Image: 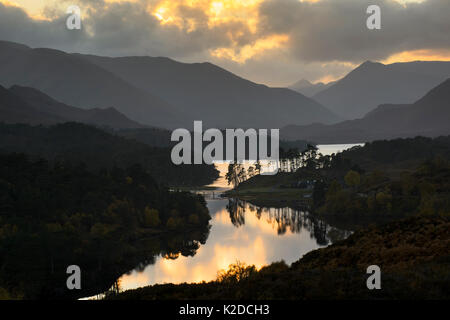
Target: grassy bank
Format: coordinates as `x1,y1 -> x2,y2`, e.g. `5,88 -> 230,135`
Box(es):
225,187 -> 312,207
223,172 -> 315,207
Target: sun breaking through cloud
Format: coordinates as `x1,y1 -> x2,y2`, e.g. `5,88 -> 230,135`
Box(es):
0,0 -> 448,86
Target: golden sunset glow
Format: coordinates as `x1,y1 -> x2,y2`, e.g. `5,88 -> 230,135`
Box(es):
383,49 -> 450,64
146,0 -> 289,61
0,0 -> 46,19
148,0 -> 262,29
0,0 -> 17,7
1,0 -> 449,85
211,34 -> 289,63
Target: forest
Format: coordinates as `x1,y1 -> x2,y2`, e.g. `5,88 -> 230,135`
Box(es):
0,139 -> 213,298
315,157 -> 450,218
0,123 -> 219,187
226,136 -> 450,221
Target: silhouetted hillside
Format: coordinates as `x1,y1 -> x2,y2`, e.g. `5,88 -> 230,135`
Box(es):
0,41 -> 179,128
282,78 -> 450,143
0,84 -> 65,125
77,54 -> 340,128
0,40 -> 340,129
8,85 -> 143,129
314,61 -> 450,119
117,128 -> 173,148
0,122 -> 218,186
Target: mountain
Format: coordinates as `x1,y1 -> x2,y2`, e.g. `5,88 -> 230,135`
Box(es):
0,41 -> 179,128
0,84 -> 143,129
0,40 -> 339,129
8,85 -> 143,129
75,54 -> 340,129
314,60 -> 450,119
289,79 -> 336,97
281,78 -> 450,143
0,84 -> 63,125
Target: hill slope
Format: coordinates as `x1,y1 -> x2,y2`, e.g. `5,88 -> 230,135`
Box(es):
314,61 -> 450,119
77,54 -> 340,129
8,85 -> 143,129
0,41 -> 179,128
0,40 -> 339,129
281,78 -> 450,143
0,84 -> 143,129
0,122 -> 218,186
0,85 -> 64,125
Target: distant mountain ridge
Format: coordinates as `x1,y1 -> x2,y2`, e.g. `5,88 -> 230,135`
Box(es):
281,78 -> 450,143
289,79 -> 336,97
0,40 -> 180,128
0,84 -> 143,129
0,40 -> 339,129
77,54 -> 340,129
314,60 -> 450,119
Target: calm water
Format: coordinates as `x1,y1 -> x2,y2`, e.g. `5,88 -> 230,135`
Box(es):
117,199 -> 350,292
91,144 -> 361,296
317,143 -> 364,156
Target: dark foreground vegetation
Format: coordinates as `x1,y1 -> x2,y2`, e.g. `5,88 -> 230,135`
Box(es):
316,157 -> 450,220
313,137 -> 450,223
109,215 -> 450,300
0,152 -> 211,299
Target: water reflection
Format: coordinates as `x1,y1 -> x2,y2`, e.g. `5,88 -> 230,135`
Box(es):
317,143 -> 364,156
97,144 -> 361,296
115,198 -> 350,292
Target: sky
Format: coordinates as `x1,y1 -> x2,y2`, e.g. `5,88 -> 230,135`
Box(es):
0,0 -> 449,86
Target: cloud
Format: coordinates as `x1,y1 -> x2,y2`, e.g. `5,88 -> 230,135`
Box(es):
0,0 -> 448,86
258,0 -> 450,62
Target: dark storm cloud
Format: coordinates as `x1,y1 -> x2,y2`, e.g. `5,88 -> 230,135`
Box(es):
0,0 -> 247,58
0,3 -> 86,49
258,0 -> 450,62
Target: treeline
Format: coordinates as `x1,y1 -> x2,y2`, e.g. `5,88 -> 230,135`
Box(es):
312,136 -> 450,218
227,136 -> 450,222
315,158 -> 450,217
224,144 -> 317,188
0,122 -> 219,186
338,135 -> 450,173
0,153 -> 211,299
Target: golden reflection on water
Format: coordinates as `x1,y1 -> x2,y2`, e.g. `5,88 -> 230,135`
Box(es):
118,200 -> 330,291
118,145 -> 358,292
